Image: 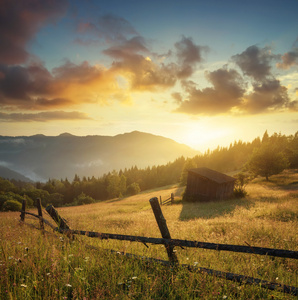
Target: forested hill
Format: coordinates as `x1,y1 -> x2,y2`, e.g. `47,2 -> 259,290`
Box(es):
0,131 -> 198,182
0,131 -> 297,209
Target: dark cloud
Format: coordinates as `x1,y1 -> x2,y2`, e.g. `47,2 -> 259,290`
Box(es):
0,60 -> 120,109
0,62 -> 70,109
175,68 -> 245,115
52,60 -> 105,83
77,14 -> 138,45
242,79 -> 290,113
288,100 -> 298,111
0,0 -> 68,64
104,37 -> 178,90
276,48 -> 298,69
0,111 -> 91,122
103,36 -> 149,59
175,36 -> 209,78
232,45 -> 277,81
103,36 -> 209,91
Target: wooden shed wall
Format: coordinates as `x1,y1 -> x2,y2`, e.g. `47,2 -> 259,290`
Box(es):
186,172 -> 234,202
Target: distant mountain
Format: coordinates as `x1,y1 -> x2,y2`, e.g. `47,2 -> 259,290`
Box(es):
0,131 -> 198,182
0,166 -> 32,182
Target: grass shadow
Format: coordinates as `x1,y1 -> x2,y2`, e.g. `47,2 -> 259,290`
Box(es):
179,197 -> 252,221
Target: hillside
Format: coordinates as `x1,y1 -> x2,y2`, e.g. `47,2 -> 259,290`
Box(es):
0,166 -> 32,182
0,171 -> 297,299
0,131 -> 198,182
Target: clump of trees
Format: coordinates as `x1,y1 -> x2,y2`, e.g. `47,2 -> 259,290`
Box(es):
0,131 -> 297,210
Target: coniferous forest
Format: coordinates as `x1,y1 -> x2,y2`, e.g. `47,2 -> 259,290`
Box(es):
0,131 -> 297,210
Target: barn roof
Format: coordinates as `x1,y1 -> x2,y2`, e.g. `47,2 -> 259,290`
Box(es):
188,167 -> 236,184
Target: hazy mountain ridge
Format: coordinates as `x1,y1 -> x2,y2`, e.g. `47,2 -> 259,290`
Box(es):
0,166 -> 32,182
0,131 -> 198,182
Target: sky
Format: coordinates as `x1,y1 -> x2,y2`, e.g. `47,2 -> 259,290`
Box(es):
0,0 -> 297,152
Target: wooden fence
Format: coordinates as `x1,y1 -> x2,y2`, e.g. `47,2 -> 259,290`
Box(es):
159,193 -> 174,205
19,197 -> 297,296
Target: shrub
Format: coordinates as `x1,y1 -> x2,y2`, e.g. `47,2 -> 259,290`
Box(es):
233,173 -> 248,198
2,200 -> 22,211
126,182 -> 141,196
74,192 -> 95,205
233,186 -> 247,198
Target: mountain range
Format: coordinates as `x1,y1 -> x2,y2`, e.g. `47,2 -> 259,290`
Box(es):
0,131 -> 198,182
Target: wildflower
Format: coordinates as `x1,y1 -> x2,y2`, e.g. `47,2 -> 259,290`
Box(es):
65,284 -> 72,288
131,276 -> 137,280
20,284 -> 27,288
223,296 -> 228,299
193,262 -> 198,266
46,273 -> 51,276
68,254 -> 74,257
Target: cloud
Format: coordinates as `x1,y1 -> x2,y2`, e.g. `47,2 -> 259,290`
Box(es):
241,79 -> 290,114
232,45 -> 277,81
0,0 -> 68,64
103,36 -> 149,58
77,14 -> 138,45
104,37 -> 179,91
0,111 -> 92,122
0,60 -> 131,109
276,48 -> 298,69
103,36 -> 209,91
175,68 -> 245,115
174,36 -> 209,78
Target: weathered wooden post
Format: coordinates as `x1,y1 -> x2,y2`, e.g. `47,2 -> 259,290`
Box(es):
36,198 -> 44,230
160,196 -> 162,205
171,193 -> 174,204
45,204 -> 70,230
20,199 -> 26,222
149,197 -> 178,264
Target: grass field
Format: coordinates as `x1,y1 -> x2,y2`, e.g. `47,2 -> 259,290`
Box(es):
0,170 -> 297,299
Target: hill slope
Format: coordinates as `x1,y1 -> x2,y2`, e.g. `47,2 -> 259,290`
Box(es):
0,166 -> 32,182
0,131 -> 198,181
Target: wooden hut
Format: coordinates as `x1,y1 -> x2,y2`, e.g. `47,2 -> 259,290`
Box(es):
184,167 -> 236,202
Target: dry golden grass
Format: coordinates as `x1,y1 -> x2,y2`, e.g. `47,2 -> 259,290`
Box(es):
0,170 -> 297,299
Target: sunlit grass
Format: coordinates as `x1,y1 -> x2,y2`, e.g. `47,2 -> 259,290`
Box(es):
0,171 -> 297,299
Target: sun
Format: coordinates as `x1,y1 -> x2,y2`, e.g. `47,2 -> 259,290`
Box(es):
181,124 -> 234,151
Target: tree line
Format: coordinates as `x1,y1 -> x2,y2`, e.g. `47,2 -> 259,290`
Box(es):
0,131 -> 297,211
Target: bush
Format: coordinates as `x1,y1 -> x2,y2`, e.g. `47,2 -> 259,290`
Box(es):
233,187 -> 247,198
2,200 -> 22,211
126,182 -> 141,196
74,193 -> 95,205
233,173 -> 248,198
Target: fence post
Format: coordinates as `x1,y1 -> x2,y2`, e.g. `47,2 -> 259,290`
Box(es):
149,197 -> 178,264
45,205 -> 70,230
20,199 -> 26,222
36,198 -> 44,230
171,193 -> 174,204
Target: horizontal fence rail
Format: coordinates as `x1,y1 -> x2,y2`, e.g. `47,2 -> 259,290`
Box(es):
52,228 -> 298,259
18,197 -> 298,296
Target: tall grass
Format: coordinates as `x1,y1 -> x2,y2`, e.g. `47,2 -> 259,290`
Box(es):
0,171 -> 297,299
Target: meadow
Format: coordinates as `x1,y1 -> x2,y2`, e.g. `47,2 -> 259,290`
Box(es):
0,170 -> 297,299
